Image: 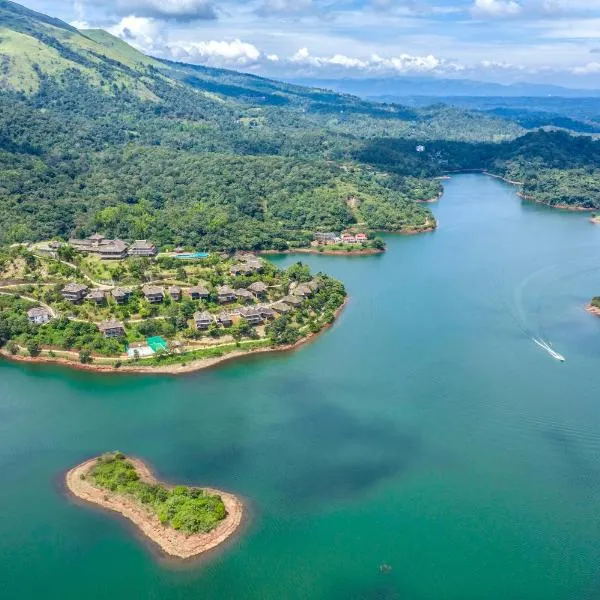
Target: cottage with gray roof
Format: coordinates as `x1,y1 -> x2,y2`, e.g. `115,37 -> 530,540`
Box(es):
98,319 -> 125,338
169,285 -> 182,301
87,289 -> 106,304
217,285 -> 236,303
258,306 -> 276,321
141,285 -> 164,303
193,311 -> 214,330
272,302 -> 291,314
128,240 -> 157,257
248,281 -> 268,296
239,307 -> 263,326
112,287 -> 132,304
291,284 -> 313,298
282,295 -> 303,307
62,283 -> 89,303
190,285 -> 209,300
99,239 -> 128,260
218,312 -> 233,327
234,288 -> 254,303
27,307 -> 52,325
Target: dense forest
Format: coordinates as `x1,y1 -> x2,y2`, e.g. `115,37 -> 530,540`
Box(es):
1,0 -> 600,250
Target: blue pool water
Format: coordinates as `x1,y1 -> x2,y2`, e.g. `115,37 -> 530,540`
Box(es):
175,252 -> 209,259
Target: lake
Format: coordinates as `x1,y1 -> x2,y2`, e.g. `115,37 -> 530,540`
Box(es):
2,174 -> 600,600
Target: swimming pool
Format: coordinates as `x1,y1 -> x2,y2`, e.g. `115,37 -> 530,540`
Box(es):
175,252 -> 209,259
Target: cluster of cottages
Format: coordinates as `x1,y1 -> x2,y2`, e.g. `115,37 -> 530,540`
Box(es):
313,232 -> 369,246
67,234 -> 157,260
26,277 -> 320,345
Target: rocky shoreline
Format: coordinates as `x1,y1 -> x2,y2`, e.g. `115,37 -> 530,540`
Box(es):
65,457 -> 244,560
259,248 -> 384,256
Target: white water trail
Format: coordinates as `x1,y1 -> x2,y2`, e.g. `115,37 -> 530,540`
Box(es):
532,338 -> 566,362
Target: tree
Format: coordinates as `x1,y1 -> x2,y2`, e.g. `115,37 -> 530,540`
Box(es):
27,340 -> 41,357
79,349 -> 93,364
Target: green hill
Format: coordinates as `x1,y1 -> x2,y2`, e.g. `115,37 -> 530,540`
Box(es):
0,0 -> 529,247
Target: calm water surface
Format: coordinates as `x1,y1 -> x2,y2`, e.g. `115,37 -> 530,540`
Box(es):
2,174 -> 600,599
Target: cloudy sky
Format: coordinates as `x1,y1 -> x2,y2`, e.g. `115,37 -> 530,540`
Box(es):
19,0 -> 600,87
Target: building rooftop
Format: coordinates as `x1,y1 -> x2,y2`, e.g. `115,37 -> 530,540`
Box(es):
98,319 -> 124,332
248,281 -> 268,293
217,285 -> 235,294
129,240 -> 156,250
27,307 -> 50,317
62,283 -> 88,293
142,285 -> 164,295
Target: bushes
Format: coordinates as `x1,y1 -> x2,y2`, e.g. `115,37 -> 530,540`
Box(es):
89,453 -> 227,534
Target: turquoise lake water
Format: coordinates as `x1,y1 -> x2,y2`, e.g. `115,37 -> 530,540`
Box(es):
2,174 -> 600,599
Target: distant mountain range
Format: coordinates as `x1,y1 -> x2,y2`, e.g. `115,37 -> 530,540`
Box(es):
290,77 -> 600,99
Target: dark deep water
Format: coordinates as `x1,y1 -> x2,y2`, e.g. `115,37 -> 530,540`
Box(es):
2,174 -> 600,599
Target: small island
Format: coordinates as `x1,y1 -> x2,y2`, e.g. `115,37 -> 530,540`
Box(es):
587,297 -> 600,317
66,452 -> 243,559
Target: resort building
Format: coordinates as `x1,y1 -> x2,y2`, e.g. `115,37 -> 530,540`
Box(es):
291,284 -> 313,298
169,286 -> 182,301
35,241 -> 63,258
98,319 -> 125,338
218,312 -> 233,327
61,283 -> 89,303
248,281 -> 268,297
314,232 -> 338,243
230,263 -> 253,276
341,233 -> 357,244
217,285 -> 236,303
190,285 -> 210,300
258,306 -> 276,321
193,311 -> 214,330
112,287 -> 132,304
128,240 -> 157,257
239,307 -> 263,326
69,234 -> 126,258
272,302 -> 291,314
99,240 -> 128,260
27,307 -> 52,325
355,233 -> 368,243
234,288 -> 254,303
141,285 -> 164,304
87,289 -> 106,304
281,295 -> 303,307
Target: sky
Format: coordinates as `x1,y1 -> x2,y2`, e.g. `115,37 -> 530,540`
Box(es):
18,0 -> 600,87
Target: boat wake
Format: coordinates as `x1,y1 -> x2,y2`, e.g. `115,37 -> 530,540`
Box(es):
532,338 -> 566,362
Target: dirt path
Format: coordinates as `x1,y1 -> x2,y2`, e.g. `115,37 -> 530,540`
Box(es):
0,290 -> 58,317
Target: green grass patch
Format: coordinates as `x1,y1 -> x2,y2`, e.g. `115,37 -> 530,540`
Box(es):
89,452 -> 227,534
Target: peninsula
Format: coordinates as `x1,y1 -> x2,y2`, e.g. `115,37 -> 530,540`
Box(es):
66,452 -> 243,559
0,242 -> 346,374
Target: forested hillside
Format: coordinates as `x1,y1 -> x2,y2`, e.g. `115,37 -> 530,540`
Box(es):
1,0 -> 599,250
356,130 -> 600,210
0,0 -> 521,248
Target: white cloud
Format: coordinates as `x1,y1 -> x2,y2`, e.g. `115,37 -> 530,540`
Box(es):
107,16 -> 164,51
255,0 -> 313,16
472,0 -> 521,17
107,0 -> 218,20
167,39 -> 262,66
572,62 -> 600,74
289,47 -> 461,74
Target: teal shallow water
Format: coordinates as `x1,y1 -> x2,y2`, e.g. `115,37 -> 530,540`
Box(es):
2,174 -> 600,599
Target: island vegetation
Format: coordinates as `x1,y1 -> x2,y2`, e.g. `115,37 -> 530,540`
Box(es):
66,452 -> 243,559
